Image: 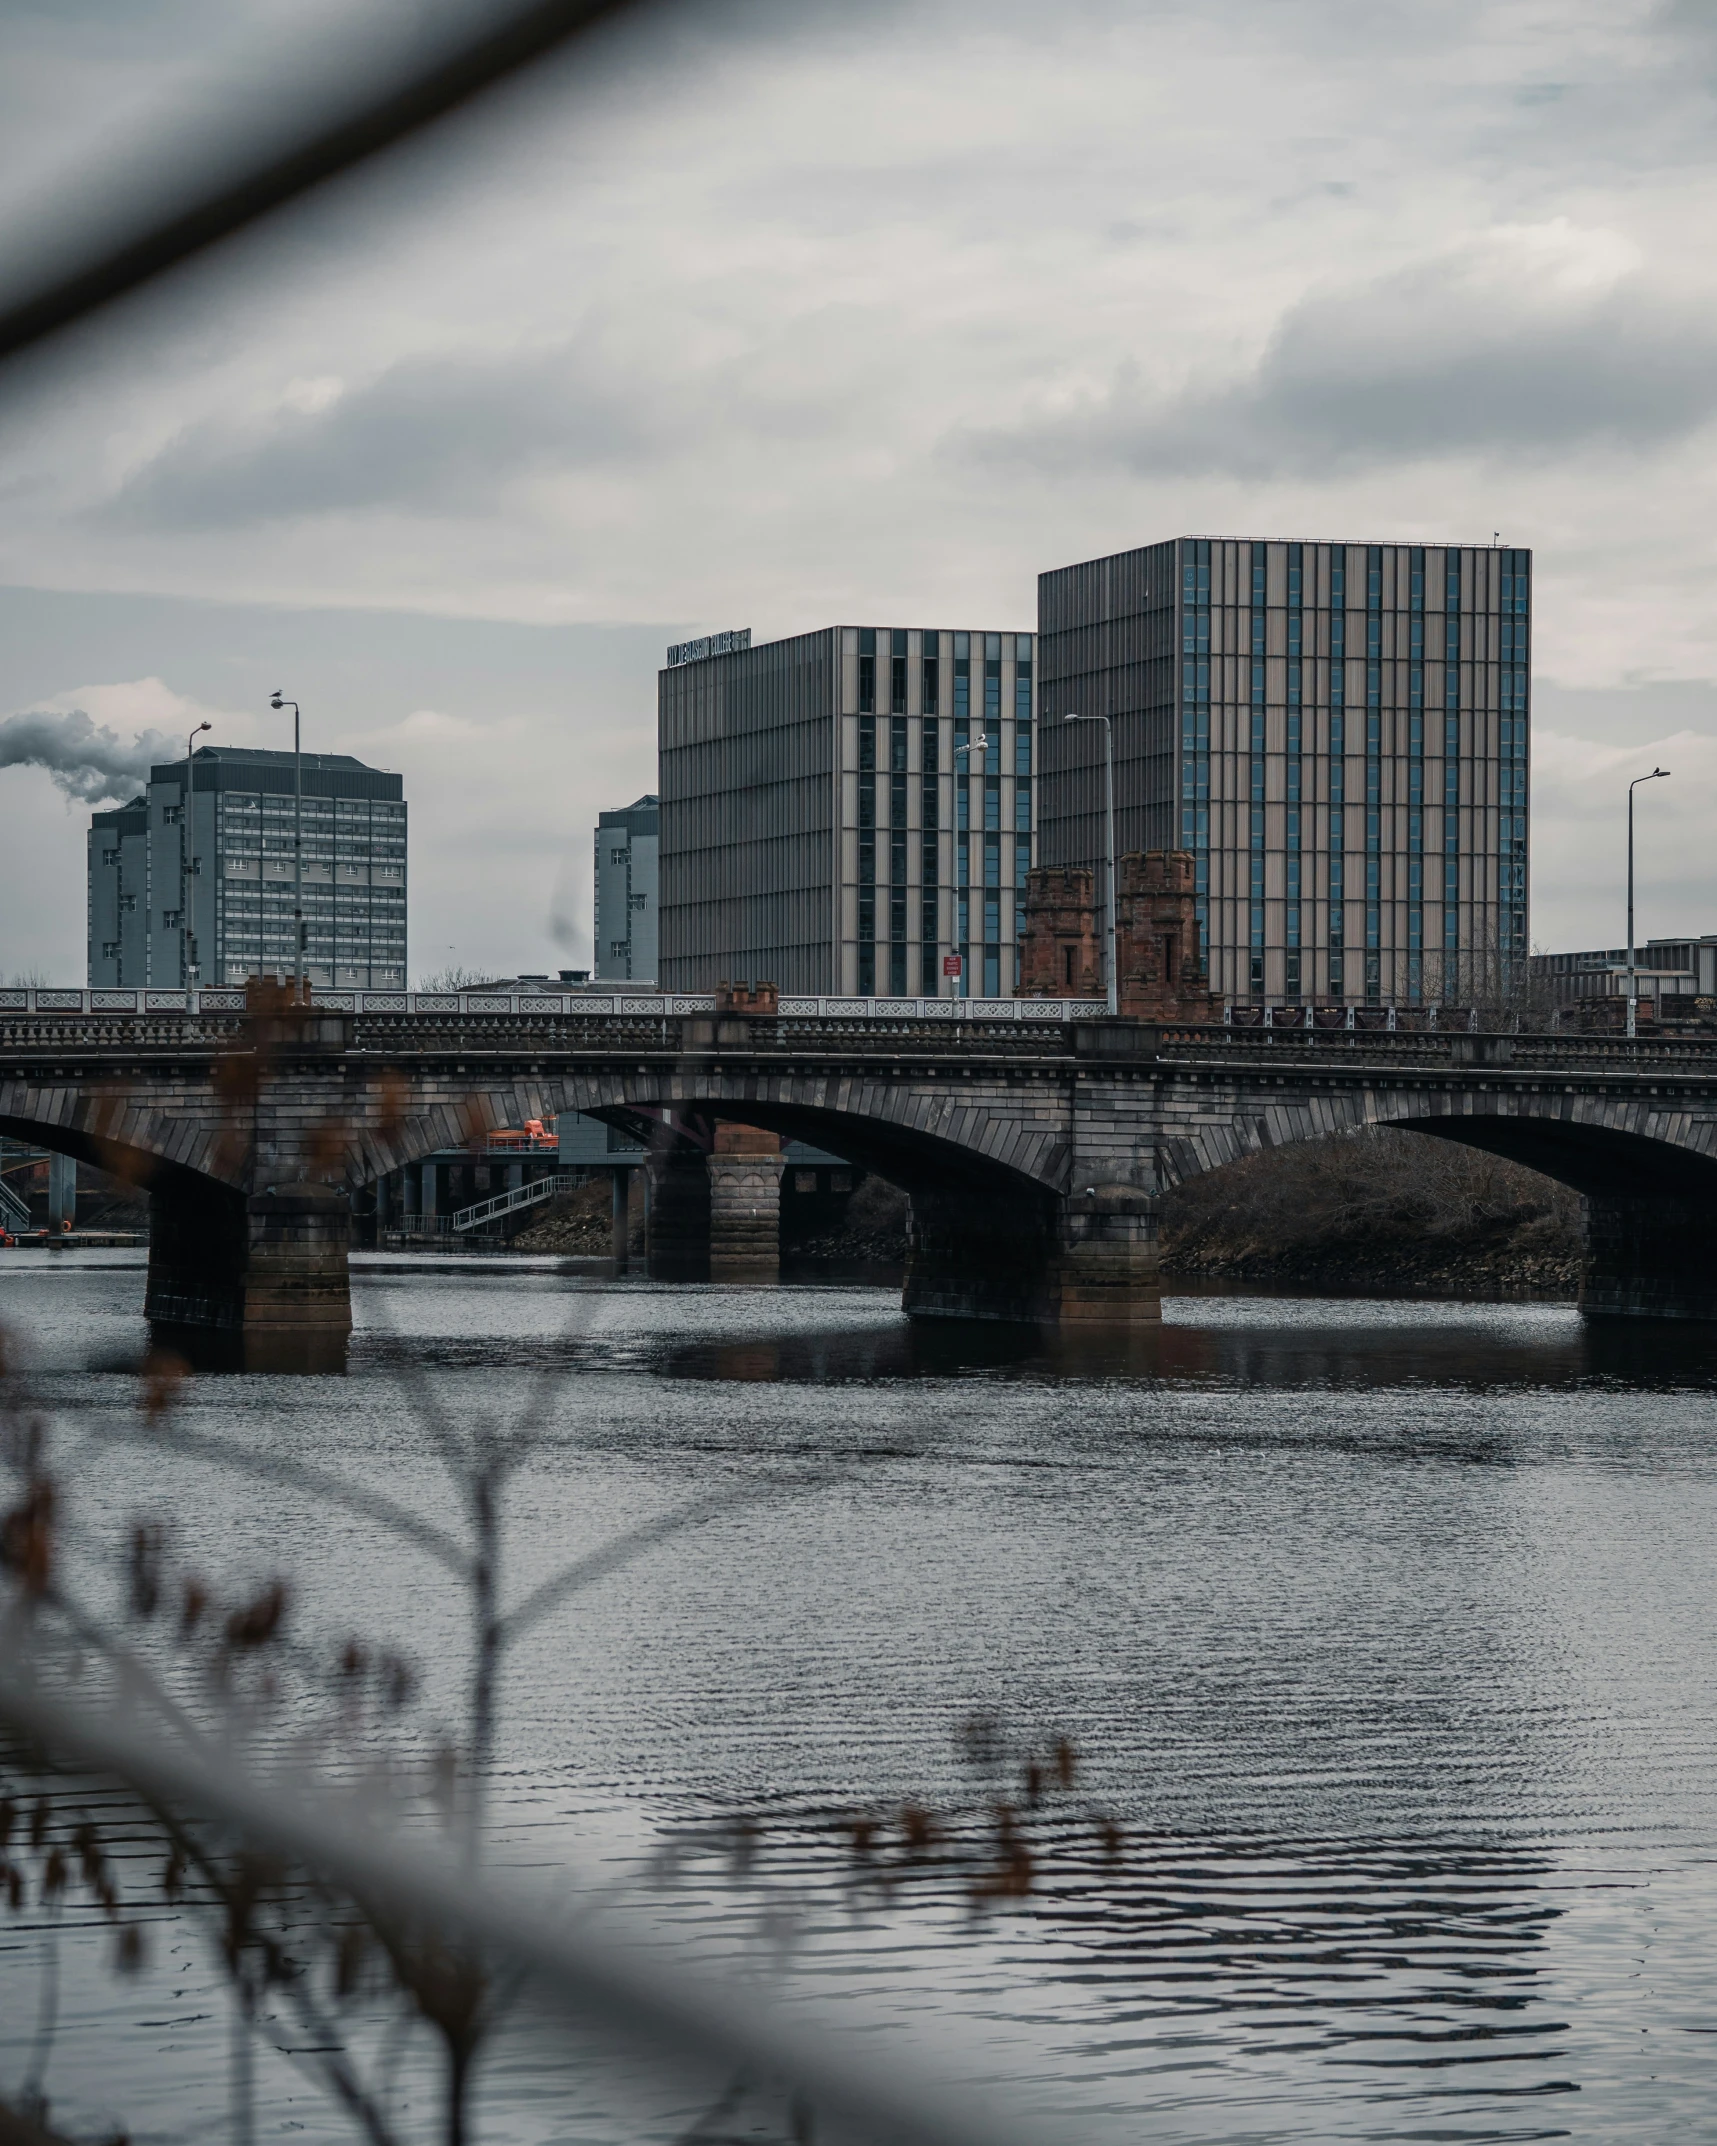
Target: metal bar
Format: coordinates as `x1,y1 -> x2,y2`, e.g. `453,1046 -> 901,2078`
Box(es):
0,0 -> 657,366
450,1170 -> 570,1232
0,1671 -> 1045,2146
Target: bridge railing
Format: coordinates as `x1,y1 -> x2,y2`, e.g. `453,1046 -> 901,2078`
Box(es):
0,986 -> 1110,1022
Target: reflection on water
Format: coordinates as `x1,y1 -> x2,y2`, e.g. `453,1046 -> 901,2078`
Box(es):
5,1250 -> 1717,2142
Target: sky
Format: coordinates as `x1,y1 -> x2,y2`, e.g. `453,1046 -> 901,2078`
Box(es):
1,0 -> 1714,980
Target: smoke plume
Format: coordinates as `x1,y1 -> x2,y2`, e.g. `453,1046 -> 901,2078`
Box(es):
0,708 -> 176,805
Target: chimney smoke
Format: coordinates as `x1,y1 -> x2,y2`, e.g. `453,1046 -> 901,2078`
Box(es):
0,708 -> 177,805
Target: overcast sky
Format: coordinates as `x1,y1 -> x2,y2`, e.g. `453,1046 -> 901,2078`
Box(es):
2,0 -> 1714,980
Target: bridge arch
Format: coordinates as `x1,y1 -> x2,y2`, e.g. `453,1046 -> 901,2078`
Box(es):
1150,1080 -> 1717,1323
359,1066 -> 1069,1207
1151,1084 -> 1717,1202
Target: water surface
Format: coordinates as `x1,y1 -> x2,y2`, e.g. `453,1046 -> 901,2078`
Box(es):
4,1251 -> 1717,2142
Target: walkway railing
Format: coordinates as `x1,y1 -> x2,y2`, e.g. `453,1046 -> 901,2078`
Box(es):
8,986 -> 1717,1074
450,1171 -> 573,1233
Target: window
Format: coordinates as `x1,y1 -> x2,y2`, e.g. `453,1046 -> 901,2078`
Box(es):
891,654 -> 907,715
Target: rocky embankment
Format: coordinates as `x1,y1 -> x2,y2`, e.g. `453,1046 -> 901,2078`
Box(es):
509,1178 -> 616,1253
1158,1126 -> 1581,1295
786,1176 -> 909,1264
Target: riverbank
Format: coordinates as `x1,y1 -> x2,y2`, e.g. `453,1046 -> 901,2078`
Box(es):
1159,1126 -> 1581,1294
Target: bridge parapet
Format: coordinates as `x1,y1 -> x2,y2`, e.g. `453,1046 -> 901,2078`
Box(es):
0,985 -> 1108,1023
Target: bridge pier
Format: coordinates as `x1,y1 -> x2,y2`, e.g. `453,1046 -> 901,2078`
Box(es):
1054,1186 -> 1164,1324
902,1183 -> 1163,1326
1581,1195 -> 1717,1321
146,1178 -> 352,1372
708,1126 -> 785,1281
645,1144 -> 710,1281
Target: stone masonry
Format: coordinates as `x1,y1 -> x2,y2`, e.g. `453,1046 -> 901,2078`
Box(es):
8,1003 -> 1717,1363
1020,850 -> 1217,1022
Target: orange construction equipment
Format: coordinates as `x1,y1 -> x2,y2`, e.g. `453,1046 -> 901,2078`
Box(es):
487,1117 -> 557,1151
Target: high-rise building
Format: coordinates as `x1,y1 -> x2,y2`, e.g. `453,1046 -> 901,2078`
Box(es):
658,625 -> 1037,997
87,744 -> 407,989
1037,537 -> 1530,1006
87,798 -> 150,986
594,794 -> 659,982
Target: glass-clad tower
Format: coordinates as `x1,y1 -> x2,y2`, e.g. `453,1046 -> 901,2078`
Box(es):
1037,537 -> 1529,1006
658,624 -> 1036,996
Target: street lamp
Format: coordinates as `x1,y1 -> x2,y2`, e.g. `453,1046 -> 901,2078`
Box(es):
1064,712 -> 1118,1016
270,692 -> 304,995
181,719 -> 212,991
1627,766 -> 1671,1039
950,732 -> 989,1000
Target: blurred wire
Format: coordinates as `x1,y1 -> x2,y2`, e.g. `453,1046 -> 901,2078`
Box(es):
0,0 -> 660,366
0,1665 -> 1050,2146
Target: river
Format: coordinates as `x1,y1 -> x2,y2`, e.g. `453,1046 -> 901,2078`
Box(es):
4,1248 -> 1717,2143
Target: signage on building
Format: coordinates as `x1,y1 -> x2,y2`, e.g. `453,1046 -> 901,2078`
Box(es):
665,629 -> 752,668
943,953 -> 962,977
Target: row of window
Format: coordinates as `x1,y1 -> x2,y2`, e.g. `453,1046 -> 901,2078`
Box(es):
1178,537 -> 1530,615
858,651 -> 1035,720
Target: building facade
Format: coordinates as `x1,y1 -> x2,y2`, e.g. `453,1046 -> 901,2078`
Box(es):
1037,537 -> 1530,1006
1533,936 -> 1717,1011
87,745 -> 406,989
87,798 -> 150,986
658,625 -> 1037,996
594,794 -> 659,982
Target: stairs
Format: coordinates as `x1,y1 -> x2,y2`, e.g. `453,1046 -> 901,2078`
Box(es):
450,1172 -> 574,1234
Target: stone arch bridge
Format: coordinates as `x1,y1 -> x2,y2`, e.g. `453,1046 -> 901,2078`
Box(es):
4,989 -> 1717,1367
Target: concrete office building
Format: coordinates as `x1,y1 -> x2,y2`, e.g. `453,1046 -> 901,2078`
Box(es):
87,797 -> 151,986
1037,537 -> 1530,1006
88,745 -> 407,989
1533,936 -> 1717,1012
594,794 -> 659,982
658,625 -> 1037,997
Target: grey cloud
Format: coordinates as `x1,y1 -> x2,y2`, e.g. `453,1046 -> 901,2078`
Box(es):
112,346 -> 667,528
0,708 -> 173,803
958,249 -> 1717,481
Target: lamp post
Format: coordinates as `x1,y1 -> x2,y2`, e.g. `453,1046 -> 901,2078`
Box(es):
1064,712 -> 1118,1016
1626,766 -> 1671,1039
271,692 -> 304,995
181,719 -> 212,991
950,732 -> 989,1000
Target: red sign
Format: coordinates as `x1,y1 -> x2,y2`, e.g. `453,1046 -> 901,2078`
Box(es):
943,954 -> 963,977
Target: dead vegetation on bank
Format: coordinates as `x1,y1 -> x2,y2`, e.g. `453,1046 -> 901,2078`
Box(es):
1160,1126 -> 1581,1292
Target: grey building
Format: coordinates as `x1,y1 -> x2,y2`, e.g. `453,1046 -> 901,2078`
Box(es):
1533,936 -> 1717,1010
1038,537 -> 1530,1006
87,798 -> 150,986
658,625 -> 1037,998
594,794 -> 659,982
87,744 -> 406,989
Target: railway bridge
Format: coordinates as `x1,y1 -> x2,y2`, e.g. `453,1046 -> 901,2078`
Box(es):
4,982 -> 1717,1368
